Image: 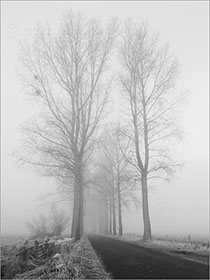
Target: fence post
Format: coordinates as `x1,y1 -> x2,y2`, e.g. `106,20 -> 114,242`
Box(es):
34,240 -> 39,258
45,239 -> 49,257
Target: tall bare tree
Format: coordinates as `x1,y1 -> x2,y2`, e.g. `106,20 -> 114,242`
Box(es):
18,10 -> 118,241
120,21 -> 185,240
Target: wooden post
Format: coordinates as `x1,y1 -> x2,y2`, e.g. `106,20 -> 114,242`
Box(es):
45,239 -> 49,257
34,240 -> 39,258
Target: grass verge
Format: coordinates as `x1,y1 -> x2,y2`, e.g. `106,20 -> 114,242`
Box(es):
12,236 -> 110,279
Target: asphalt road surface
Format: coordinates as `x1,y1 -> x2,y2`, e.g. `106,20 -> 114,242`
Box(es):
88,234 -> 209,279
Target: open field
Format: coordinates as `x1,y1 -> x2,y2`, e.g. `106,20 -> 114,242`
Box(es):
1,235 -> 27,246
119,233 -> 209,265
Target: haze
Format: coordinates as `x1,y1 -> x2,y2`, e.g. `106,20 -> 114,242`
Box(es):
1,1 -> 209,240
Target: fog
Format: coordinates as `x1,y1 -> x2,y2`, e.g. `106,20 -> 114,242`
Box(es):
1,1 -> 209,240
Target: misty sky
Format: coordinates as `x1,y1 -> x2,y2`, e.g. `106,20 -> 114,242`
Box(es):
1,1 -> 209,238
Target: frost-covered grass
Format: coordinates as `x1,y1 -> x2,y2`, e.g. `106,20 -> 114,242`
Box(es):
13,236 -> 110,279
54,236 -> 110,279
121,233 -> 209,255
150,238 -> 209,255
120,233 -> 141,241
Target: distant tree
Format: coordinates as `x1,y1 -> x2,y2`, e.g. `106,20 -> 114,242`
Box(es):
120,21 -> 185,241
25,214 -> 49,239
93,166 -> 110,234
49,205 -> 68,236
26,207 -> 68,238
102,126 -> 138,236
18,9 -> 118,241
92,126 -> 138,236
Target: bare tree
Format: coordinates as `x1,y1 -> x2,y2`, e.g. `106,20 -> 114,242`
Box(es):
25,206 -> 68,238
49,205 -> 69,236
95,126 -> 138,236
93,166 -> 110,234
90,155 -> 116,235
25,214 -> 49,239
18,10 -> 118,241
120,21 -> 185,241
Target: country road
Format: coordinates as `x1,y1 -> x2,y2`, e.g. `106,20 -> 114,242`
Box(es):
88,234 -> 209,279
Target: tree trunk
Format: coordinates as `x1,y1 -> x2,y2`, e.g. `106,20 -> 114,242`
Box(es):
112,188 -> 117,235
79,181 -> 84,238
141,174 -> 152,241
99,207 -> 103,233
71,155 -> 83,241
71,182 -> 80,239
117,181 -> 123,236
71,193 -> 76,238
109,194 -> 112,235
104,200 -> 109,234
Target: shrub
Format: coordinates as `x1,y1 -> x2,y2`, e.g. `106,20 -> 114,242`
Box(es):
25,206 -> 69,239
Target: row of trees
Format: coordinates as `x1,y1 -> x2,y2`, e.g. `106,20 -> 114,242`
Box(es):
18,10 -> 184,241
92,127 -> 138,236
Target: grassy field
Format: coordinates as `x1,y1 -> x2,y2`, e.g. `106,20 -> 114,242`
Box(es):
120,233 -> 209,265
1,235 -> 27,246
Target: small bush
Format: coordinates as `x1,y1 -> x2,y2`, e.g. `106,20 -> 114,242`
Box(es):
25,206 -> 69,239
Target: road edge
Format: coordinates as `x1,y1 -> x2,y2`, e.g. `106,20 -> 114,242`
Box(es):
86,235 -> 112,279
